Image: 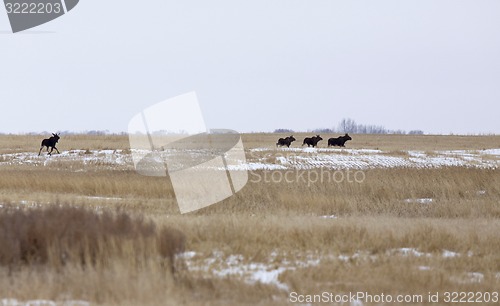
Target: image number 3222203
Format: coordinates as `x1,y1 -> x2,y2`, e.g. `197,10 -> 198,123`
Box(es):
3,0 -> 79,33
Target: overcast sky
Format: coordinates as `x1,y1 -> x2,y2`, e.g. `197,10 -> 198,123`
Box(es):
1,0 -> 499,135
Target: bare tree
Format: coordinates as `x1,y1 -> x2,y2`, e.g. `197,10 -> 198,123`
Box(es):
337,118 -> 418,134
339,118 -> 358,133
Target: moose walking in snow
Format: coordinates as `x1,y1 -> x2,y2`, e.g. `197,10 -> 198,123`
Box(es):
276,135 -> 296,148
302,135 -> 323,147
38,133 -> 61,156
327,134 -> 352,147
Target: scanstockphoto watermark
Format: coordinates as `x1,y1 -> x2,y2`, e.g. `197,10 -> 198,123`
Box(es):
250,168 -> 366,186
289,291 -> 425,304
289,291 -> 500,304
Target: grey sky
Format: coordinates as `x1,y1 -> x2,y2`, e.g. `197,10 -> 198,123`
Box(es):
1,0 -> 499,135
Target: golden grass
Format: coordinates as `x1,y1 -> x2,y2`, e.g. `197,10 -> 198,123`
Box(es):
2,133 -> 500,153
0,134 -> 499,305
243,133 -> 500,151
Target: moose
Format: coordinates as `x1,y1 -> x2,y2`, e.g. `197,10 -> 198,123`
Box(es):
302,135 -> 323,147
276,135 -> 296,148
328,133 -> 352,147
38,133 -> 61,156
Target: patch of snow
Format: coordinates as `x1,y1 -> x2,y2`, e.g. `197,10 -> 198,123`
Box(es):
0,300 -> 89,306
275,147 -> 382,155
338,251 -> 377,263
343,149 -> 382,155
0,299 -> 18,306
390,248 -> 431,257
248,267 -> 289,291
338,255 -> 351,262
442,250 -> 460,258
226,163 -> 287,171
17,200 -> 40,208
98,150 -> 116,155
184,250 -> 321,291
320,215 -> 337,219
249,148 -> 271,152
0,150 -> 133,169
407,151 -> 426,158
62,301 -> 90,306
467,272 -> 484,283
177,251 -> 197,260
451,272 -> 485,284
418,266 -> 431,271
482,149 -> 500,156
302,147 -> 318,153
275,156 -> 287,164
210,258 -> 290,291
404,198 -> 433,204
79,196 -> 123,201
340,248 -> 466,263
295,254 -> 321,268
350,300 -> 364,306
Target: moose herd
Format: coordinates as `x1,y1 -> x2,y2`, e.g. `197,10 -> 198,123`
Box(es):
276,134 -> 352,148
36,132 -> 351,157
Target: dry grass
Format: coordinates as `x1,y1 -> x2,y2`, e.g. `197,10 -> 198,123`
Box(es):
0,206 -> 187,305
0,206 -> 184,268
3,133 -> 500,154
0,134 -> 131,154
243,133 -> 500,151
0,134 -> 499,305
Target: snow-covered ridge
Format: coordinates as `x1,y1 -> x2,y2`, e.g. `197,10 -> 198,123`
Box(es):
1,148 -> 499,170
249,148 -> 500,170
0,150 -> 132,170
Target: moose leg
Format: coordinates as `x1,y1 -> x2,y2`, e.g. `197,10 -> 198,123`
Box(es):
53,146 -> 60,154
38,146 -> 44,156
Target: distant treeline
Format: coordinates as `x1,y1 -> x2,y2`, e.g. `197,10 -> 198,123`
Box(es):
0,130 -> 128,136
274,118 -> 425,135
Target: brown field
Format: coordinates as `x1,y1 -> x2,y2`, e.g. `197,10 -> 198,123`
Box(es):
0,134 -> 500,305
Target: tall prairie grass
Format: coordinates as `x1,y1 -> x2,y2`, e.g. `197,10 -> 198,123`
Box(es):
0,134 -> 499,305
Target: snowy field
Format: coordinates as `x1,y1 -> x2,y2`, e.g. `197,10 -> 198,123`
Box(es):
249,147 -> 500,170
1,144 -> 500,305
178,247 -> 500,293
0,150 -> 129,169
1,148 -> 499,171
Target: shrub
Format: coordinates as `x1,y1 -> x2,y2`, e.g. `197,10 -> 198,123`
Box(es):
0,205 -> 185,272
